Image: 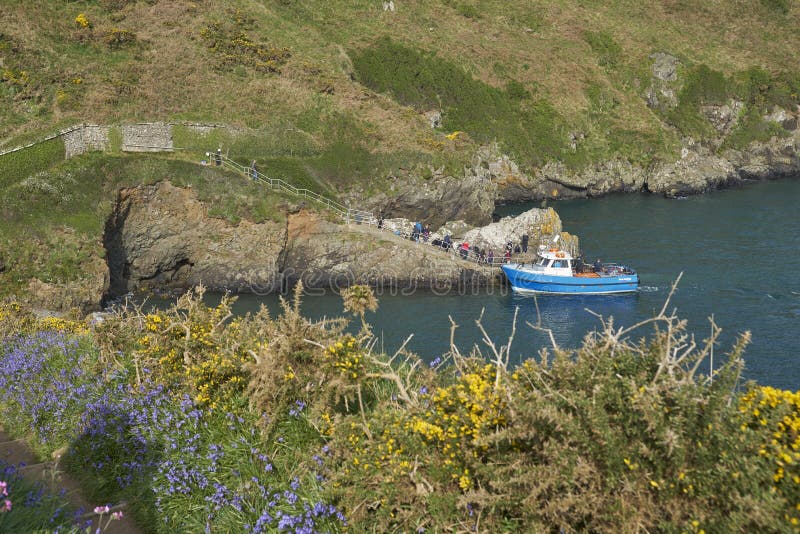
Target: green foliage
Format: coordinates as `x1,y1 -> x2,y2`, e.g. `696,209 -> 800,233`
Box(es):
3,284 -> 800,531
681,64 -> 730,107
722,107 -> 788,149
199,9 -> 291,74
662,62 -> 798,142
455,2 -> 481,18
665,64 -> 730,138
505,79 -> 530,100
0,137 -> 65,188
733,66 -> 800,111
583,30 -> 622,67
351,37 -> 566,166
761,0 -> 790,15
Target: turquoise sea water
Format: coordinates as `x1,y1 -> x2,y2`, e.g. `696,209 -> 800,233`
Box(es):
207,179 -> 800,390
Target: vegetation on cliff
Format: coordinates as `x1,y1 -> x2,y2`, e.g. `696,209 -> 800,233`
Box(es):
1,286 -> 799,532
3,0 -> 800,178
0,153 -> 294,302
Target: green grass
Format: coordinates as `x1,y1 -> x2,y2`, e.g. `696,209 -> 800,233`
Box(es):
351,36 -> 567,168
0,137 -> 65,188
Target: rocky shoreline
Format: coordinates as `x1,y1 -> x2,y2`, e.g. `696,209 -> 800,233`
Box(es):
366,131 -> 800,225
77,181 -> 574,310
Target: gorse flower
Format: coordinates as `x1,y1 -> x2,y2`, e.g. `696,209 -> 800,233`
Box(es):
74,13 -> 90,28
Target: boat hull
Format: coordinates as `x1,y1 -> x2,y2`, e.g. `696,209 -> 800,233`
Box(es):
501,264 -> 639,294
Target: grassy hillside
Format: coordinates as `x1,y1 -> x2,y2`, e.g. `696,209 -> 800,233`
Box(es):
2,0 -> 800,177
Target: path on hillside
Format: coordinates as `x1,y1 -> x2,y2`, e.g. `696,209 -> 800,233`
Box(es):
0,427 -> 141,533
217,153 -> 525,269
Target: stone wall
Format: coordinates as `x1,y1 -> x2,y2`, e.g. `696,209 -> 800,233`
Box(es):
62,124 -> 110,158
121,122 -> 173,152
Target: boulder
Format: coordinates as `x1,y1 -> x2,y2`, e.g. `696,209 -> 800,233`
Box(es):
650,52 -> 679,81
702,100 -> 744,135
462,207 -> 579,256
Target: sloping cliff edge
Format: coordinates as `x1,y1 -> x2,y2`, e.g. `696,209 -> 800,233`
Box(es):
80,182 -> 574,310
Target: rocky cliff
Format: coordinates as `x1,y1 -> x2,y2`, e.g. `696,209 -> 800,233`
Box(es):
481,131 -> 800,202
101,182 -> 543,300
104,182 -> 287,295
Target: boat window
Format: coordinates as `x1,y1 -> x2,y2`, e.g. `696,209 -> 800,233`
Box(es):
536,257 -> 547,266
553,260 -> 563,268
543,259 -> 552,267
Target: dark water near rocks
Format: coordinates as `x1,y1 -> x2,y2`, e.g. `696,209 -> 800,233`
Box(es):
211,179 -> 800,390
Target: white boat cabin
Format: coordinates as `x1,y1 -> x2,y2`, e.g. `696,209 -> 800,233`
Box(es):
530,248 -> 575,276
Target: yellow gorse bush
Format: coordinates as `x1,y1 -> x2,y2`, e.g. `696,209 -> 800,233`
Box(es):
37,316 -> 88,335
409,363 -> 508,489
326,335 -> 364,381
137,302 -> 251,411
75,13 -> 91,28
739,386 -> 800,527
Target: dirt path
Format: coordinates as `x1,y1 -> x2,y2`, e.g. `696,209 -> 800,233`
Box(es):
0,427 -> 142,533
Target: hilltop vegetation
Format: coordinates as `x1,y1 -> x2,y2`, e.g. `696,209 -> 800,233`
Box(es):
2,0 -> 800,178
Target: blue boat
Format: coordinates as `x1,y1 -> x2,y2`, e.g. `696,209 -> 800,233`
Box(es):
501,245 -> 638,295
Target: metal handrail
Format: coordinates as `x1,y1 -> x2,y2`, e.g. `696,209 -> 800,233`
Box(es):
209,151 -> 508,270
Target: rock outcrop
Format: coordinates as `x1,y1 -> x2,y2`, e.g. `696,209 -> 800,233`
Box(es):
462,207 -> 579,256
282,211 -> 495,290
27,253 -> 109,313
104,182 -> 286,296
490,129 -> 800,202
366,172 -> 496,227
647,147 -> 739,196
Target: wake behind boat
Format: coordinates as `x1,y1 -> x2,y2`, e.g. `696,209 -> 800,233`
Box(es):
501,245 -> 638,295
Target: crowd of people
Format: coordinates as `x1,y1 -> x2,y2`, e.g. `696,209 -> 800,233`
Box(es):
392,219 -> 532,266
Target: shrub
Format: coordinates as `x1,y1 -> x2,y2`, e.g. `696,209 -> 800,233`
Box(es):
74,13 -> 91,29
134,288 -> 251,410
723,107 -> 787,149
103,28 -> 137,49
199,13 -> 291,74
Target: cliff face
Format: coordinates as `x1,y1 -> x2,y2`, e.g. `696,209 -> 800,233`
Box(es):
487,130 -> 800,202
362,173 -> 497,227
104,182 -> 287,296
101,182 -> 542,299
